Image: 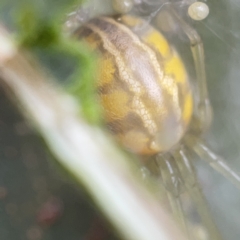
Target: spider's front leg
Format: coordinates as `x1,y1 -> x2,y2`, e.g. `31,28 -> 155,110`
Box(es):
155,154 -> 190,238
155,149 -> 223,240
185,135 -> 240,189
170,7 -> 212,134
173,146 -> 223,240
64,3 -> 96,33
171,5 -> 240,189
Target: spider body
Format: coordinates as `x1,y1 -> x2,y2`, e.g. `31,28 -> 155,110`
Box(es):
70,3 -> 240,239
75,15 -> 193,154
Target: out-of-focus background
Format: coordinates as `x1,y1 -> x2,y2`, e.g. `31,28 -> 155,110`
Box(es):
0,0 -> 240,239
194,0 -> 240,239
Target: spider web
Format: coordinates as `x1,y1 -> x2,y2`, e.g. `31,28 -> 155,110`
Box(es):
188,1 -> 240,240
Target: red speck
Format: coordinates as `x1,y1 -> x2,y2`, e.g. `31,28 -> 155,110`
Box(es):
37,197 -> 63,226
84,216 -> 110,240
0,186 -> 7,200
26,226 -> 43,240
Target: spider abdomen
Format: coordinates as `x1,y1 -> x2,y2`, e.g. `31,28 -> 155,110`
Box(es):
75,15 -> 193,154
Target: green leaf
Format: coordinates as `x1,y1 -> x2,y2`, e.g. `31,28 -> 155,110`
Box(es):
1,0 -> 102,124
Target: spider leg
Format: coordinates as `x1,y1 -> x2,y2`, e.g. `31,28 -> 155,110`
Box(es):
185,135 -> 240,190
173,146 -> 223,240
167,4 -> 240,214
155,154 -> 191,239
169,6 -> 212,133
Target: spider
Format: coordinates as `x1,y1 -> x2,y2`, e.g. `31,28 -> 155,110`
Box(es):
66,0 -> 240,239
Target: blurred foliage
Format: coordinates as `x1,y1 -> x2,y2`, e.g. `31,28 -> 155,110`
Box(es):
0,0 -> 102,124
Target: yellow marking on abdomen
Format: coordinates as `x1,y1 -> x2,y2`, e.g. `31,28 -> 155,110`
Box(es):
164,53 -> 188,84
98,55 -> 116,86
142,30 -> 171,58
182,93 -> 193,124
118,131 -> 153,155
101,90 -> 130,121
120,15 -> 144,28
